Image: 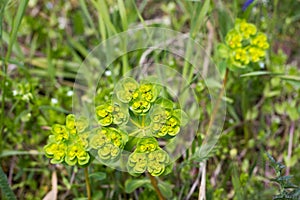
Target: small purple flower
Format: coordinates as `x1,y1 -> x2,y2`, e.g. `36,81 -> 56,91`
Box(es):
242,0 -> 255,11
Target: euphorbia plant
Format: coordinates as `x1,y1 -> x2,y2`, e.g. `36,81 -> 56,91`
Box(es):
44,114 -> 90,166
44,77 -> 188,199
218,19 -> 269,70
194,19 -> 270,198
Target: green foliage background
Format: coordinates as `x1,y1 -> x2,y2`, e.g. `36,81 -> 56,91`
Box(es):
0,0 -> 300,199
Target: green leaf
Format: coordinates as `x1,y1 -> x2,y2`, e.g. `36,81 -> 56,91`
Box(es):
0,150 -> 41,158
240,71 -> 283,77
91,0 -> 117,34
173,109 -> 189,126
287,104 -> 299,121
118,0 -> 128,30
158,181 -> 173,198
125,178 -> 151,193
0,166 -> 17,200
190,0 -> 210,38
279,75 -> 300,89
279,75 -> 300,82
89,172 -> 107,181
5,0 -> 29,62
217,44 -> 229,59
231,165 -> 245,199
155,98 -> 174,109
78,0 -> 97,35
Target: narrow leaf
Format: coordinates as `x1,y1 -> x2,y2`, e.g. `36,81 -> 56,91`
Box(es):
125,179 -> 151,193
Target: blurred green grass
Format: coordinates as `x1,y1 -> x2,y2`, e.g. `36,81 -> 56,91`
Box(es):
0,0 -> 300,199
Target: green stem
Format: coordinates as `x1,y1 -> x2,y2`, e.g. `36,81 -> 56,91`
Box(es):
197,68 -> 229,199
206,68 -> 229,135
0,0 -> 28,155
141,115 -> 145,127
0,0 -> 8,155
84,167 -> 91,200
128,129 -> 142,137
241,82 -> 249,141
129,118 -> 142,128
147,173 -> 165,200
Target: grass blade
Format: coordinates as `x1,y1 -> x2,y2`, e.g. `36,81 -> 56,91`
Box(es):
118,0 -> 128,30
240,71 -> 283,77
91,0 -> 117,35
190,0 -> 210,38
5,0 -> 29,62
78,0 -> 99,39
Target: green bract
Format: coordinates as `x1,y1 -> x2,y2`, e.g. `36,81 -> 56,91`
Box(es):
149,101 -> 188,138
135,137 -> 158,153
218,19 -> 269,70
44,114 -> 90,166
90,127 -> 128,161
116,78 -> 159,114
96,103 -> 128,126
65,144 -> 90,166
116,77 -> 139,103
127,138 -> 171,176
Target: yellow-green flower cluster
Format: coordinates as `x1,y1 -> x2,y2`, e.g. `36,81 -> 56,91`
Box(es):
219,19 -> 269,69
127,137 -> 170,176
45,78 -> 187,177
116,78 -> 158,114
44,114 -> 90,166
150,106 -> 182,137
90,127 -> 128,161
96,103 -> 128,126
116,78 -> 139,103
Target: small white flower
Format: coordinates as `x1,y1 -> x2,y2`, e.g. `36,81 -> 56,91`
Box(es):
105,70 -> 112,76
67,90 -> 73,96
51,98 -> 58,104
22,93 -> 33,102
259,62 -> 265,69
58,17 -> 67,29
12,90 -> 18,96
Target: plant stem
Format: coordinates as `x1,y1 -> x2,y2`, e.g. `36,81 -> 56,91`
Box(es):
141,115 -> 145,127
198,68 -> 229,200
129,118 -> 142,128
286,121 -> 295,175
198,162 -> 206,200
84,167 -> 91,200
0,1 -> 7,155
206,68 -> 229,135
147,173 -> 165,200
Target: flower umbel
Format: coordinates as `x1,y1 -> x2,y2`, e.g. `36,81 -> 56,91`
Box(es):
218,19 -> 269,69
45,78 -> 187,176
96,103 -> 128,126
44,114 -> 90,166
93,78 -> 187,176
89,127 -> 128,161
127,138 -> 171,176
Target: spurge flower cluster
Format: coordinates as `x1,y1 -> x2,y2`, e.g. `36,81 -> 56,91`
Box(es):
44,77 -> 188,177
218,19 -> 269,69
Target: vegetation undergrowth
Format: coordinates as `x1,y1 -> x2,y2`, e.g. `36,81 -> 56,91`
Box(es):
0,0 -> 300,199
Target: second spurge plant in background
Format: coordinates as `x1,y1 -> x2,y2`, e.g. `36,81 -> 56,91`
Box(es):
218,19 -> 269,70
